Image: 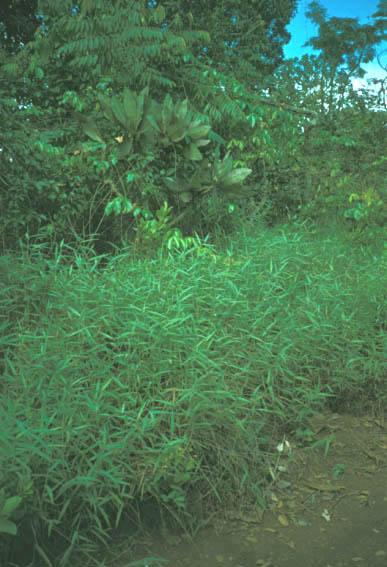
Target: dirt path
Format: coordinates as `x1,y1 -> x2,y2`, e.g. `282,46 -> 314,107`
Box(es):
111,413 -> 387,567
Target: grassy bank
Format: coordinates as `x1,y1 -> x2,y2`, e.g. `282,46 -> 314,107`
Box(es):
0,222 -> 385,566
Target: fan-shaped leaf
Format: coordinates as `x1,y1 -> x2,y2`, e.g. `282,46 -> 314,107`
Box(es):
123,88 -> 139,131
97,94 -> 115,123
111,98 -> 128,129
221,168 -> 252,187
117,140 -> 133,159
184,144 -> 203,161
176,99 -> 189,121
82,120 -> 104,143
187,123 -> 211,140
195,139 -> 210,147
167,121 -> 187,143
162,95 -> 174,132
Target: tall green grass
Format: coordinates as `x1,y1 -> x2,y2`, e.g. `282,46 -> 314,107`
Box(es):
0,224 -> 385,565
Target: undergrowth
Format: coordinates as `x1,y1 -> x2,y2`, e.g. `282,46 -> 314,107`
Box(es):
0,223 -> 385,565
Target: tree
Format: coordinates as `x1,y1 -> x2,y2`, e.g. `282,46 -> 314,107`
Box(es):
162,0 -> 297,88
1,0 -> 257,249
18,0 -> 206,104
0,0 -> 38,52
305,0 -> 386,114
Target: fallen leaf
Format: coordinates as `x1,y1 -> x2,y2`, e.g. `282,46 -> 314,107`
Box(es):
322,509 -> 331,522
306,480 -> 345,492
278,514 -> 289,527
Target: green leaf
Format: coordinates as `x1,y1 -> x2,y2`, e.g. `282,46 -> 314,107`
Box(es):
104,201 -> 114,216
153,4 -> 166,24
180,191 -> 192,203
176,99 -> 189,121
0,489 -> 6,509
146,113 -> 161,133
190,160 -> 212,184
121,199 -> 133,213
113,198 -> 122,215
187,123 -> 211,140
126,172 -> 136,183
111,98 -> 128,129
136,89 -> 148,127
220,168 -> 252,187
35,67 -> 44,80
195,139 -> 211,147
0,517 -> 17,536
2,496 -> 22,516
97,94 -> 115,123
184,144 -> 203,161
208,130 -> 226,145
163,177 -> 184,192
161,95 -> 174,132
82,120 -> 104,143
167,121 -> 187,143
117,140 -> 133,159
214,152 -> 233,179
123,88 -> 139,131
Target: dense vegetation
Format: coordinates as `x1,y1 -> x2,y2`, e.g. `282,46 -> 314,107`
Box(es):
0,1 -> 386,565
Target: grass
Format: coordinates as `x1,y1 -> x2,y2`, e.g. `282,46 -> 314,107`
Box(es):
0,221 -> 385,566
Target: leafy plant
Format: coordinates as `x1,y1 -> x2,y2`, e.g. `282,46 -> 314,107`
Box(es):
332,463 -> 346,479
1,221 -> 385,564
163,151 -> 252,203
0,490 -> 22,536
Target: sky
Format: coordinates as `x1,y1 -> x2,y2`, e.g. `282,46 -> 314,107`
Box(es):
284,0 -> 386,84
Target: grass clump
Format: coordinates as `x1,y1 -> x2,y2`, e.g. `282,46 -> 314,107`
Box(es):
0,224 -> 385,565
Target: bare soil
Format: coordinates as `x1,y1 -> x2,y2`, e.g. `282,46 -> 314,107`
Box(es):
109,412 -> 387,567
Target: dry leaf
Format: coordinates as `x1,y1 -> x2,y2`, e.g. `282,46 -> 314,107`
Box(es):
278,514 -> 289,526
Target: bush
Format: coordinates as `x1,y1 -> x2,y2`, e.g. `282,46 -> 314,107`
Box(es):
1,225 -> 385,564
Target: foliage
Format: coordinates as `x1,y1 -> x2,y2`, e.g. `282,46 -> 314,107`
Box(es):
0,1 -> 260,251
1,224 -> 385,563
1,0 -> 386,251
0,64 -> 250,251
0,90 -> 100,247
0,0 -> 38,52
0,490 -> 22,536
166,0 -> 297,84
78,84 -> 252,248
268,1 -> 386,230
33,0 -> 209,94
305,0 -> 385,113
1,3 -> 386,564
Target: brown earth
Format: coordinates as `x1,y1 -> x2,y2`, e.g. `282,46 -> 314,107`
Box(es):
108,412 -> 387,567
